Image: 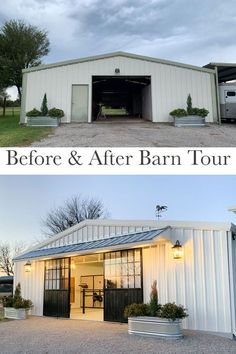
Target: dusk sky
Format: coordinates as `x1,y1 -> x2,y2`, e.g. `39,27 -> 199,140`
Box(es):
1,175 -> 236,247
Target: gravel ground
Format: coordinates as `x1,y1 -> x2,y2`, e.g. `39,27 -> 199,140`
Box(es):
0,317 -> 236,354
31,121 -> 236,147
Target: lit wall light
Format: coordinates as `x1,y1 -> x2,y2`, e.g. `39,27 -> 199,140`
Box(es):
172,240 -> 183,259
24,260 -> 32,272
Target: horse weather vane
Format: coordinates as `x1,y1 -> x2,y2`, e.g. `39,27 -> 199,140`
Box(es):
155,205 -> 168,220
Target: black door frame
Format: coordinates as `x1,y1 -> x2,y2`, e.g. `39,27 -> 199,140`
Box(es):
103,248 -> 143,322
43,257 -> 71,318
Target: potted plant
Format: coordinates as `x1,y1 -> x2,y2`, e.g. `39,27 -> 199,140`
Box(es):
26,93 -> 64,127
170,94 -> 209,127
2,283 -> 33,320
124,281 -> 188,339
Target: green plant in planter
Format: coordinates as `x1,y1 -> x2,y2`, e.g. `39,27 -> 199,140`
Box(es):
41,93 -> 48,116
159,302 -> 188,321
124,303 -> 149,318
26,108 -> 42,117
48,107 -> 64,118
191,107 -> 209,117
169,109 -> 187,118
149,280 -> 161,316
2,283 -> 33,309
186,94 -> 193,114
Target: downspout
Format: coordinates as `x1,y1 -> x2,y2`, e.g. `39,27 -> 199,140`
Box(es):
215,67 -> 221,125
227,230 -> 236,338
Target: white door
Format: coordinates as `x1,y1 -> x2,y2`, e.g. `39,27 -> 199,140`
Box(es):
71,85 -> 88,122
224,90 -> 236,118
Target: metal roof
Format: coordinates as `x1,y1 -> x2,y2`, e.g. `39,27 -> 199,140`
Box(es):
14,227 -> 170,261
22,51 -> 214,74
204,62 -> 236,83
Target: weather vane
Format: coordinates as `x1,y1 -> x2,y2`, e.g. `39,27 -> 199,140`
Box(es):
155,205 -> 168,220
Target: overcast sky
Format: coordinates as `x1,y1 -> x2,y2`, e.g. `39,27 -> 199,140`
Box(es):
0,175 -> 236,247
1,0 -> 236,68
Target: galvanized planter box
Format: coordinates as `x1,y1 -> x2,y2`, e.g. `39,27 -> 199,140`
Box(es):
128,316 -> 183,339
27,116 -> 60,127
173,115 -> 206,127
4,307 -> 28,320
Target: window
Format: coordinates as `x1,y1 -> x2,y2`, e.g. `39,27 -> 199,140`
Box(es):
44,258 -> 69,290
104,249 -> 141,289
227,91 -> 236,96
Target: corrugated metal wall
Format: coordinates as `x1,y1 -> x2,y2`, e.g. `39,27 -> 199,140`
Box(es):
42,223 -> 154,249
14,260 -> 44,316
143,228 -> 232,334
22,55 -> 216,123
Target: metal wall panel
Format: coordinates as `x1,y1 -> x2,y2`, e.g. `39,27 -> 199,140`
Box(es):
142,229 -> 232,334
23,56 -> 216,123
14,260 -> 44,316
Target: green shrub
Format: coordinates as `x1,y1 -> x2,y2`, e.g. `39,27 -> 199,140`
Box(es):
124,303 -> 149,318
169,109 -> 187,117
41,93 -> 48,116
48,107 -> 64,118
190,107 -> 209,117
2,283 -> 33,309
26,108 -> 41,117
149,280 -> 161,316
159,302 -> 188,321
186,94 -> 192,114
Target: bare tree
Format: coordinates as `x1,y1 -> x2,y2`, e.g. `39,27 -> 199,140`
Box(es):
41,195 -> 109,237
0,242 -> 25,276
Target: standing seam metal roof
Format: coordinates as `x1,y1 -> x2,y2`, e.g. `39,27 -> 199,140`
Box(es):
14,227 -> 170,261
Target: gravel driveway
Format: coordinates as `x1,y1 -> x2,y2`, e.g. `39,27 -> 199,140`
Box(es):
1,317 -> 236,354
31,121 -> 236,147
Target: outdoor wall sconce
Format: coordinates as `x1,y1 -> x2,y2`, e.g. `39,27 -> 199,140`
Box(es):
115,68 -> 120,74
24,260 -> 32,272
172,240 -> 183,259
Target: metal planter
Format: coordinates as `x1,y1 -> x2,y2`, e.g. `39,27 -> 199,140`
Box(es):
4,307 -> 28,320
173,115 -> 206,127
128,316 -> 183,339
27,116 -> 60,127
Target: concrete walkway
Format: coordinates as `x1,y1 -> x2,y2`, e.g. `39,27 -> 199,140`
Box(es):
31,122 -> 236,147
0,317 -> 236,354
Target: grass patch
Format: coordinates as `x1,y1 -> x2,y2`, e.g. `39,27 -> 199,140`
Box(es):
0,114 -> 53,147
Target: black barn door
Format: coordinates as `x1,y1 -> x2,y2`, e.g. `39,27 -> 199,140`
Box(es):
43,258 -> 70,318
104,249 -> 143,322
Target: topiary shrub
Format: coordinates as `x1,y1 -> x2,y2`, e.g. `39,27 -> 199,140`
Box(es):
2,283 -> 33,309
124,303 -> 149,318
149,280 -> 161,316
169,108 -> 187,117
186,94 -> 193,114
48,107 -> 64,118
41,93 -> 48,116
26,108 -> 42,117
159,302 -> 188,321
191,107 -> 209,117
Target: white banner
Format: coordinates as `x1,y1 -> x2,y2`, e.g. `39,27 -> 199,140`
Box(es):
0,147 -> 235,174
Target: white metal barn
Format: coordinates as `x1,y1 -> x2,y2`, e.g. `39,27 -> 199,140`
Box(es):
20,52 -> 219,124
14,219 -> 236,338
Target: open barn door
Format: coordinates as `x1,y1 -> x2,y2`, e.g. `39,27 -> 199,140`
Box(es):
43,258 -> 70,318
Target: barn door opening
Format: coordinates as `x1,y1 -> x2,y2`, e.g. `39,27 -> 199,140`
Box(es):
43,258 -> 70,318
92,76 -> 152,122
104,249 -> 143,322
71,85 -> 88,122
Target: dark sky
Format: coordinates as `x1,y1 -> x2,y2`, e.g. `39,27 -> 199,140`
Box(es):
1,0 -> 236,67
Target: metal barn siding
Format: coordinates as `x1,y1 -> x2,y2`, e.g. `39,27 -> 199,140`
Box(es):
142,228 -> 232,335
14,260 -> 44,316
20,53 -> 216,124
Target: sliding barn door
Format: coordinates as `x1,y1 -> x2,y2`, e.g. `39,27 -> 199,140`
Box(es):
104,249 -> 143,322
43,258 -> 70,318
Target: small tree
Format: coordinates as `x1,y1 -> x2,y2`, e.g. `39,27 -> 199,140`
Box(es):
0,242 -> 25,275
41,93 -> 48,115
149,280 -> 160,316
186,94 -> 192,114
